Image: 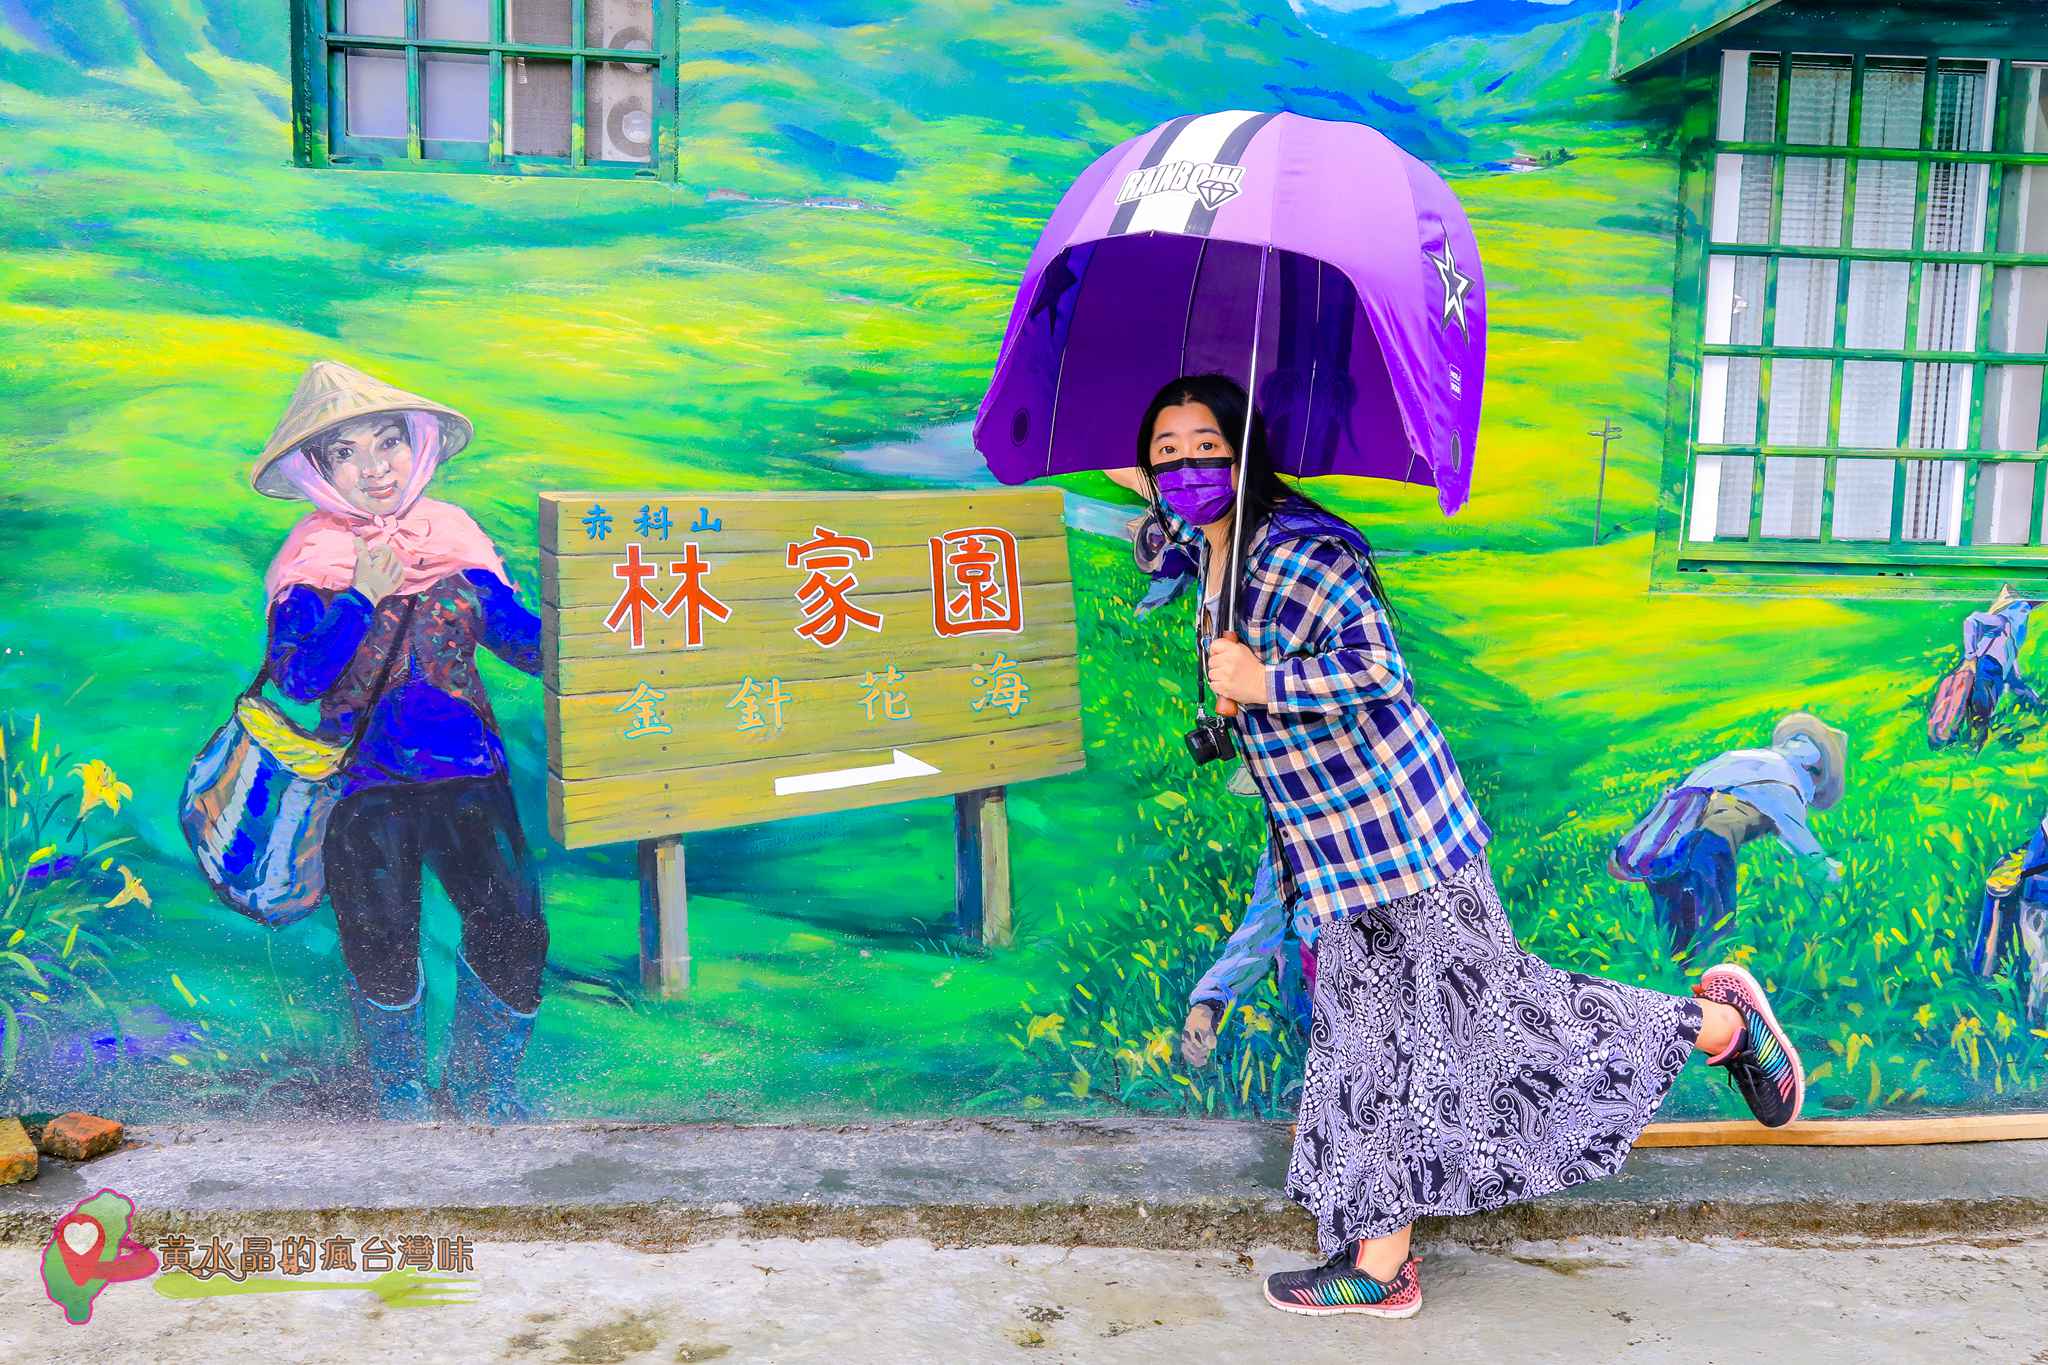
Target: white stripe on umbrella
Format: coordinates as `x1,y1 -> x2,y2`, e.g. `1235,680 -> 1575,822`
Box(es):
1117,109 -> 1263,237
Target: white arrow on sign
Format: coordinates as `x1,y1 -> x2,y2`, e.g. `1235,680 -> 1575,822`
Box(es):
773,749 -> 941,798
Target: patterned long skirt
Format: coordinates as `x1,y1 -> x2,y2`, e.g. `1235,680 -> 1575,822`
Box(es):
1285,853 -> 1702,1253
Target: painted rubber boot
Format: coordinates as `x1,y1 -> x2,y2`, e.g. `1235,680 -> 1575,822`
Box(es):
347,973 -> 433,1121
443,954 -> 537,1125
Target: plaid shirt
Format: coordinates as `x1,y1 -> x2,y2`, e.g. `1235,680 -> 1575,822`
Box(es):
1139,501 -> 1489,928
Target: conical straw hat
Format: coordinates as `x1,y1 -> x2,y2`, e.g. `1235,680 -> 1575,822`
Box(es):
1990,582 -> 2028,614
251,361 -> 473,498
1772,711 -> 1848,812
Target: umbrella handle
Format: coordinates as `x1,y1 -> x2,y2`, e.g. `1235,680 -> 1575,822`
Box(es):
1213,630 -> 1241,718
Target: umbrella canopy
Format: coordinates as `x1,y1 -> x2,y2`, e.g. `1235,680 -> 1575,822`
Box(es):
974,110 -> 1484,516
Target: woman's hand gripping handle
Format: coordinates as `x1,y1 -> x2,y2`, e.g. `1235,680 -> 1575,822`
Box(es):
1208,631 -> 1268,715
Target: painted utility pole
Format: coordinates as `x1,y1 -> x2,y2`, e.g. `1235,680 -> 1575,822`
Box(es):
1590,418 -> 1622,545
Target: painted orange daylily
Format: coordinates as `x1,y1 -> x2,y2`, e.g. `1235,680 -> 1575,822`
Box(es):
104,864 -> 151,910
70,760 -> 132,820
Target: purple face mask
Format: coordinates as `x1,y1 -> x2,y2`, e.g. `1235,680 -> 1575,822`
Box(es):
1155,461 -> 1236,526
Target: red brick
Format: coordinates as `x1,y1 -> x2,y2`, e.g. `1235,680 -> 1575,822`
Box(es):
36,1112 -> 123,1161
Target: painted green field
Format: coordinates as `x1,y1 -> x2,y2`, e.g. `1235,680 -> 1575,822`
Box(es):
2,2 -> 2043,1125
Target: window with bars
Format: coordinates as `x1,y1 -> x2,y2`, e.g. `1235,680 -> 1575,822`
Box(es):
293,1 -> 673,177
1680,49 -> 2048,573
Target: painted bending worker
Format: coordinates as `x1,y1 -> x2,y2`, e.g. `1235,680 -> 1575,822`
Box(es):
1975,813 -> 2048,1025
1962,585 -> 2041,740
255,363 -> 549,1123
1108,467 -> 1314,1066
1612,714 -> 1848,954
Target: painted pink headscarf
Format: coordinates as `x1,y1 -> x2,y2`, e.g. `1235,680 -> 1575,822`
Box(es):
263,411 -> 509,603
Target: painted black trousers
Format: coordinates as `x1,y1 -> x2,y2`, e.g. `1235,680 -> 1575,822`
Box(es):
324,774 -> 548,1013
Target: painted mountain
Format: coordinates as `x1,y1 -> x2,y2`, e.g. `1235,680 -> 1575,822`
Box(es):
1289,0 -> 1612,61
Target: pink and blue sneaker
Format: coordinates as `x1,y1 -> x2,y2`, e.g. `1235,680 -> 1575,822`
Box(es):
1694,962 -> 1804,1128
1263,1249 -> 1422,1318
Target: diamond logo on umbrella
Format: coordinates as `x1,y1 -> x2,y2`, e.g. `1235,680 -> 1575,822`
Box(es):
1194,176 -> 1241,210
1428,241 -> 1473,343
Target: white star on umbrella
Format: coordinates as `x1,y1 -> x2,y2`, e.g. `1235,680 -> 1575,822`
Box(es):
1428,241 -> 1473,342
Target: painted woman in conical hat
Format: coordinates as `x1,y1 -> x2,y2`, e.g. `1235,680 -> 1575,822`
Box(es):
254,360 -> 547,1123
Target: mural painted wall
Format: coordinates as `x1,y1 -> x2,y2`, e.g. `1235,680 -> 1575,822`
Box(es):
2,0 -> 2045,1128
1614,0 -> 1775,76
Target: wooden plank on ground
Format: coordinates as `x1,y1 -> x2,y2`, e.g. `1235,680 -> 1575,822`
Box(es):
1635,1113 -> 2048,1147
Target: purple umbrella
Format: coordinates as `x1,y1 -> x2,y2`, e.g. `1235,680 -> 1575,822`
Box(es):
973,110 -> 1485,516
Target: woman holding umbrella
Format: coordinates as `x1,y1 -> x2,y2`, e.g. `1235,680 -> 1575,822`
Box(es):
1133,371 -> 1802,1317
978,112 -> 1808,1318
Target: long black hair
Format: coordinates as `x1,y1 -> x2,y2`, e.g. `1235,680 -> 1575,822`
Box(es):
1133,373 -> 1396,619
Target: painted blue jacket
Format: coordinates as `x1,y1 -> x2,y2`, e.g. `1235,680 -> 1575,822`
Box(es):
267,569 -> 542,790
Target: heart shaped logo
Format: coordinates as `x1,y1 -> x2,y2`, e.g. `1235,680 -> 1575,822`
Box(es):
60,1219 -> 100,1256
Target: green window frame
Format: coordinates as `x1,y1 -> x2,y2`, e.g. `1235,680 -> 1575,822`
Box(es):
291,1 -> 676,179
1655,28 -> 2048,596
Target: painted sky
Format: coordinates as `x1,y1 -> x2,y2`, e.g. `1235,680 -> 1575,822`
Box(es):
1292,0 -> 1576,16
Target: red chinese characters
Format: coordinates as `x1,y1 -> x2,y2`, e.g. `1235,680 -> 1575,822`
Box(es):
929,527 -> 1023,637
786,527 -> 884,648
603,543 -> 731,650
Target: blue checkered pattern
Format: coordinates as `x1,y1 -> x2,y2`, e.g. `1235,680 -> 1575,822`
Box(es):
1137,504 -> 1489,927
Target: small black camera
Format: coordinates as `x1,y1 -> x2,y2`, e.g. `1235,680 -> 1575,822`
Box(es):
1184,714 -> 1236,766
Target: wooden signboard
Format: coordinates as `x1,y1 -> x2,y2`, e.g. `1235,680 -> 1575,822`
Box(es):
540,489 -> 1087,995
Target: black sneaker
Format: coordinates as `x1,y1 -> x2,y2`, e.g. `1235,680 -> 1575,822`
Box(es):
1694,962 -> 1804,1128
1263,1248 -> 1421,1318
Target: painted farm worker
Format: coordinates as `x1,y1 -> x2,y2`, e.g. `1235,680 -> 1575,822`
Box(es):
1133,374 -> 1805,1320
253,361 -> 547,1123
1109,467 -> 1318,1066
1962,585 -> 2041,743
1177,852 -> 1316,1067
1612,714 -> 1848,955
1973,814 -> 2048,1025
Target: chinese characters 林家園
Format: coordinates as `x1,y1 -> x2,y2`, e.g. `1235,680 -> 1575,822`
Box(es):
603,542 -> 732,650
930,527 -> 1024,637
787,526 -> 886,648
592,516 -> 1031,655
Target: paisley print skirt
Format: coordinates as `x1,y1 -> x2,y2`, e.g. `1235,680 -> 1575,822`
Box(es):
1285,854 -> 1702,1253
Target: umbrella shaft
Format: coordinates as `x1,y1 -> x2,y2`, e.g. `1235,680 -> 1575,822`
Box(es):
1222,247 -> 1271,638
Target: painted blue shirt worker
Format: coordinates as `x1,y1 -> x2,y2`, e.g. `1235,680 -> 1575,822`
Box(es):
1107,466 -> 1313,1066
1963,585 -> 2042,736
255,362 -> 547,1124
1612,714 -> 1848,955
1973,813 -> 2048,1027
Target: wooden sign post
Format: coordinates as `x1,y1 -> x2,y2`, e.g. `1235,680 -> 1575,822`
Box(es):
540,490 -> 1085,996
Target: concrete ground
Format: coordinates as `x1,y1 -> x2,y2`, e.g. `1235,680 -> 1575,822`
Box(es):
6,1232 -> 2044,1363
